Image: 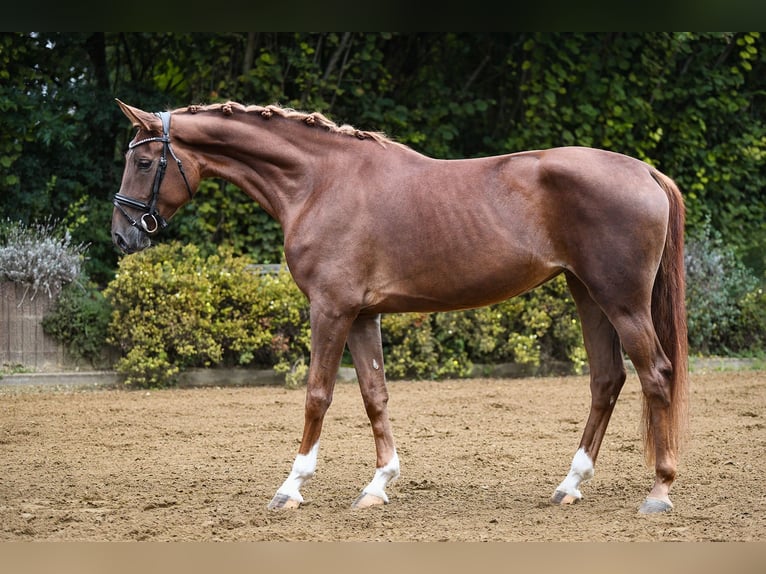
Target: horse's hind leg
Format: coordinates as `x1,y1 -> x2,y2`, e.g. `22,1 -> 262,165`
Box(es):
552,273 -> 627,505
575,279 -> 679,513
346,314 -> 400,508
609,310 -> 677,513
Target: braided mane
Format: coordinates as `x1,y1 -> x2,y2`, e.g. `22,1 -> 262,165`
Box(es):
181,101 -> 394,147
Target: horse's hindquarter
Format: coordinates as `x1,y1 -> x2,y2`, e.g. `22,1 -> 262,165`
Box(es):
532,147 -> 671,289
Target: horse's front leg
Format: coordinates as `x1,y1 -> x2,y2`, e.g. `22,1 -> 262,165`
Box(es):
346,314 -> 400,508
267,304 -> 354,509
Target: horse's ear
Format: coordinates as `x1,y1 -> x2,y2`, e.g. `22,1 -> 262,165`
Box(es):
116,99 -> 159,132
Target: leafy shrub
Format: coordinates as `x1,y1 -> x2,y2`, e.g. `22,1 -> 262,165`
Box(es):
0,218 -> 87,299
684,224 -> 761,354
103,242 -> 310,387
282,356 -> 309,389
42,278 -> 113,366
730,285 -> 766,355
382,313 -> 446,379
382,274 -> 586,379
105,242 -> 587,386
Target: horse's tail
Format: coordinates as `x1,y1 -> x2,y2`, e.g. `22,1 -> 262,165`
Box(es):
643,169 -> 689,465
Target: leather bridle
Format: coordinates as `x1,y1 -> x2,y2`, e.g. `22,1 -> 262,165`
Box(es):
113,111 -> 193,235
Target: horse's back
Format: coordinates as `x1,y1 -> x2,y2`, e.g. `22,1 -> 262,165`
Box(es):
293,145 -> 671,315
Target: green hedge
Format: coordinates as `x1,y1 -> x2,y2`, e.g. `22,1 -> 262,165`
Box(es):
684,224 -> 766,356
104,243 -> 310,387
381,278 -> 586,380
101,240 -> 766,388
102,242 -> 586,387
42,280 -> 112,366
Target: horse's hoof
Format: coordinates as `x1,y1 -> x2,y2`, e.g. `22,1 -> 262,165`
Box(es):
267,493 -> 301,510
351,492 -> 387,509
638,497 -> 673,514
551,490 -> 580,506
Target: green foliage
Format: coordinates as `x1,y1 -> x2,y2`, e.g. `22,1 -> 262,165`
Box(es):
684,223 -> 763,355
3,32 -> 765,282
732,285 -> 766,356
164,179 -> 284,264
104,243 -> 585,386
0,34 -> 31,190
42,279 -> 113,365
103,242 -> 310,387
281,356 -> 309,390
0,33 -> 131,285
382,275 -> 586,379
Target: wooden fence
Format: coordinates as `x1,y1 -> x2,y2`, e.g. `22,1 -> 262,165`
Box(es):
0,282 -> 67,371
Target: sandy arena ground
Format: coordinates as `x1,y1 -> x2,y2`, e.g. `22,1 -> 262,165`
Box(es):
1,368 -> 764,541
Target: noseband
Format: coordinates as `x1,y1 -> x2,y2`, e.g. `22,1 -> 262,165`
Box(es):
113,111 -> 193,235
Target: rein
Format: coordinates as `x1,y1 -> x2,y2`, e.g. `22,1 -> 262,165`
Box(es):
113,111 -> 193,235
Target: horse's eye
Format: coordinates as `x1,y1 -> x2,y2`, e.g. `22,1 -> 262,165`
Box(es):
137,158 -> 153,170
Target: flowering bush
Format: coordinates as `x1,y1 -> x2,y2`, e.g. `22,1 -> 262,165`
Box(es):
0,218 -> 87,299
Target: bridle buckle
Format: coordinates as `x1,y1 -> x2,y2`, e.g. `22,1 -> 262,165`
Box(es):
139,213 -> 163,234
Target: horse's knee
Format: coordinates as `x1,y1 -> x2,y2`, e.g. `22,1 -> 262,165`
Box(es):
305,386 -> 333,419
361,386 -> 389,419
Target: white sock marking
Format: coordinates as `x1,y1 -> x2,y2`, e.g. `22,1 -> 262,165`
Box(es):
555,447 -> 595,500
362,451 -> 400,502
275,442 -> 320,503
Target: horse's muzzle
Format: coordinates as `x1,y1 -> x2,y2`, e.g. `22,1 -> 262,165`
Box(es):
112,228 -> 151,254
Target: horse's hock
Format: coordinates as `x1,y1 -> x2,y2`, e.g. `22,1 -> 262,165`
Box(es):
0,282 -> 68,372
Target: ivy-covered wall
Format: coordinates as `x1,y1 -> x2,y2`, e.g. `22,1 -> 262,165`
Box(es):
2,33 -> 765,282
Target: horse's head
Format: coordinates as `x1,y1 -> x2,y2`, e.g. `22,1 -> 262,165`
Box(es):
112,100 -> 199,254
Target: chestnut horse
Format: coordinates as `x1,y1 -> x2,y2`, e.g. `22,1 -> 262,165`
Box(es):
112,100 -> 688,514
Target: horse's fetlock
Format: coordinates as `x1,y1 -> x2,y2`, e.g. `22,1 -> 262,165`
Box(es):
655,460 -> 677,483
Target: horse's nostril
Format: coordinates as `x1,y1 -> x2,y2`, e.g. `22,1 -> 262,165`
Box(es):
113,232 -> 130,253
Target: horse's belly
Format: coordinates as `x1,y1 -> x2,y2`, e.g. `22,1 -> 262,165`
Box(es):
364,255 -> 561,314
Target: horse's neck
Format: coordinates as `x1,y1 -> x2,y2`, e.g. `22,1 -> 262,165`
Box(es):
189,115 -> 321,225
